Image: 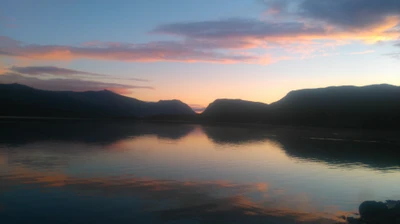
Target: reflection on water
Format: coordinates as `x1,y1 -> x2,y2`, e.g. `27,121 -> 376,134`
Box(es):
0,121 -> 399,224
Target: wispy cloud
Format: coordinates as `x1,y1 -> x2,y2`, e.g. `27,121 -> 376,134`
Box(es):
383,40 -> 400,59
0,36 -> 268,64
0,50 -> 21,57
384,52 -> 400,59
153,19 -> 326,42
9,66 -> 104,76
0,73 -> 154,94
261,0 -> 291,15
7,65 -> 149,82
153,18 -> 399,44
0,35 -> 21,48
349,50 -> 375,55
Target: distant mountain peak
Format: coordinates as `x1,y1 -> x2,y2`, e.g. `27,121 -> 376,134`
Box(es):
211,99 -> 265,104
287,83 -> 397,95
203,98 -> 269,117
280,83 -> 400,103
96,89 -> 118,95
3,83 -> 34,90
158,99 -> 182,103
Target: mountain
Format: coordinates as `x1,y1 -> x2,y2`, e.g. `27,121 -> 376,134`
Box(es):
202,99 -> 269,123
0,83 -> 195,118
202,84 -> 400,129
2,83 -> 400,129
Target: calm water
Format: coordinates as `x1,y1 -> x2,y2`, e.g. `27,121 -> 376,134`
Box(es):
1,121 -> 399,224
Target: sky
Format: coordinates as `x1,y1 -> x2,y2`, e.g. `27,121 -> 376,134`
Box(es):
1,0 -> 400,112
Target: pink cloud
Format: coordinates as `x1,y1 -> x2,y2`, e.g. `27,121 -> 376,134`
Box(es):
0,36 -> 268,64
149,17 -> 400,60
153,18 -> 400,44
2,7 -> 398,65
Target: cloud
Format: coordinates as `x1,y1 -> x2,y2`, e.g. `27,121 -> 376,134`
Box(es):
9,66 -> 103,76
0,36 -> 267,64
2,1 -> 399,65
260,0 -> 293,15
152,17 -> 399,59
349,50 -> 375,55
153,19 -> 342,56
384,52 -> 400,59
0,35 -> 21,48
0,73 -> 153,94
299,0 -> 400,29
383,40 -> 400,59
0,50 -> 20,57
7,65 -> 149,82
153,18 -> 326,41
154,17 -> 399,44
151,0 -> 399,51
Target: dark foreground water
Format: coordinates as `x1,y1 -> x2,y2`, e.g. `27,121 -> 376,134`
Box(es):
0,121 -> 399,224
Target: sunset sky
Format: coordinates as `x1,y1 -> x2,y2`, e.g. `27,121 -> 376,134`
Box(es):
1,0 -> 400,112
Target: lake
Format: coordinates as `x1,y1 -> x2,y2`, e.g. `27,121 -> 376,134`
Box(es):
1,121 -> 399,224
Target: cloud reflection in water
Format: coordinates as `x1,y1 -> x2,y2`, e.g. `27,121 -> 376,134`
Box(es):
1,121 -> 400,223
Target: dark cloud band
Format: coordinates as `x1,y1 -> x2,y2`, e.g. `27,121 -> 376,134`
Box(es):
8,66 -> 149,82
0,73 -> 154,94
299,0 -> 400,28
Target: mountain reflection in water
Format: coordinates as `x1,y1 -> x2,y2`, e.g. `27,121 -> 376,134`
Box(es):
0,121 -> 399,224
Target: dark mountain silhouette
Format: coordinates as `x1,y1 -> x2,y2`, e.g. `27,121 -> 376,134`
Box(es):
268,84 -> 400,128
202,99 -> 269,123
0,83 -> 195,118
2,83 -> 400,129
202,84 -> 400,129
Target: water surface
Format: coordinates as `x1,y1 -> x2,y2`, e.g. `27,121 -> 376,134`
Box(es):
1,121 -> 399,224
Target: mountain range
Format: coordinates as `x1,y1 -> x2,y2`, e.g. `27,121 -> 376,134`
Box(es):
1,83 -> 400,129
202,84 -> 400,129
0,83 -> 195,118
